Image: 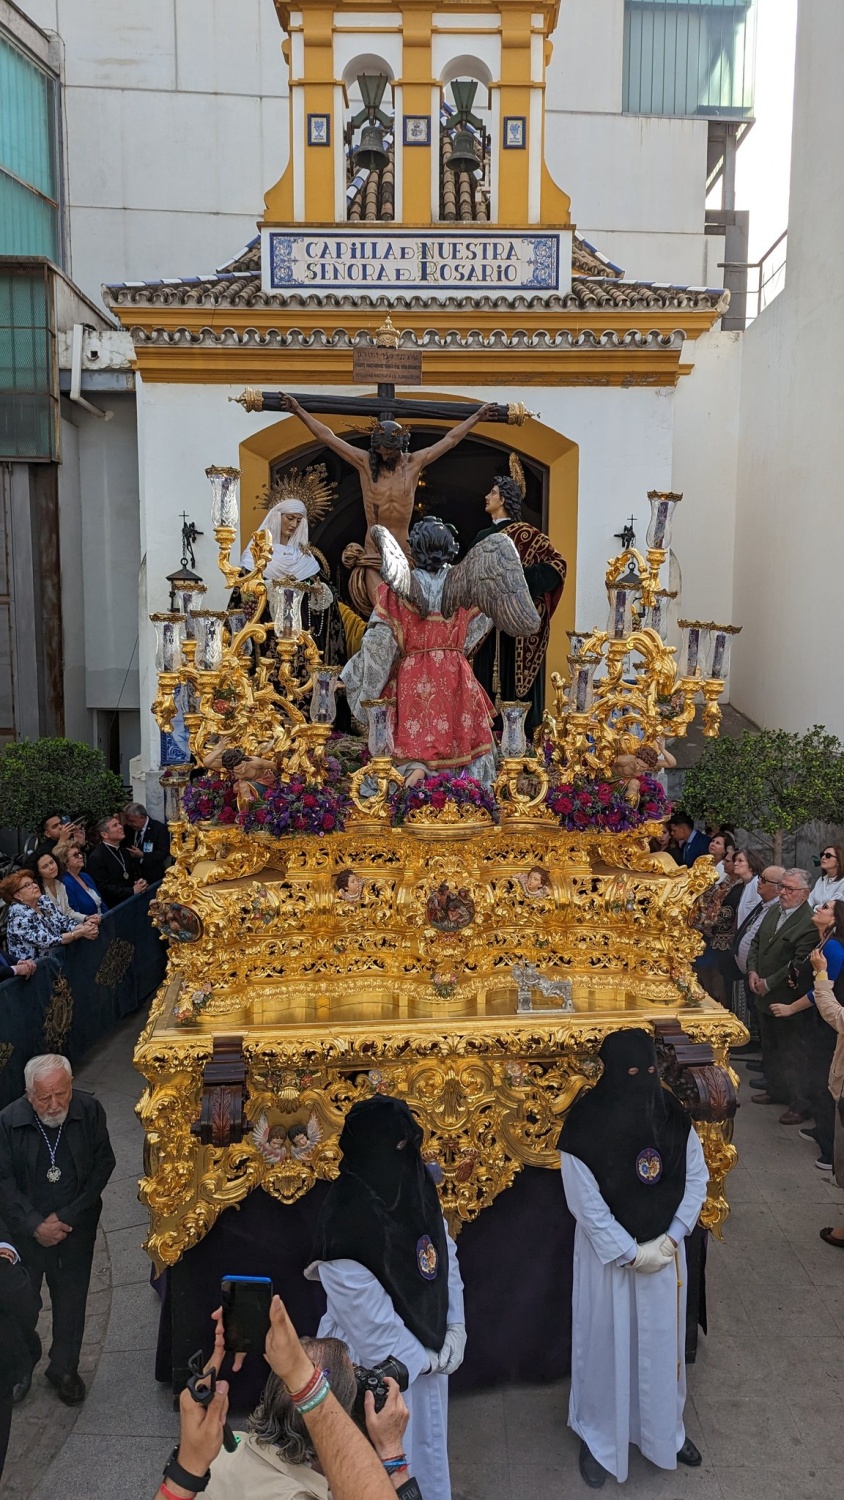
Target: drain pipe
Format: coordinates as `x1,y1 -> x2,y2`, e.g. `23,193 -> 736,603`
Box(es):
69,324 -> 113,420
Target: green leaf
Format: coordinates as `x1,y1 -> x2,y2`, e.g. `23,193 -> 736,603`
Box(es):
0,738 -> 125,836
682,725 -> 844,842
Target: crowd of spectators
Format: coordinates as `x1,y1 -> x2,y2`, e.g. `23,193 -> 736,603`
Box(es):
655,811 -> 844,1248
0,803 -> 171,973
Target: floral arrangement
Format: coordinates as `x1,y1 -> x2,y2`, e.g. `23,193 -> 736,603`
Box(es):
390,771 -> 498,826
182,770 -> 349,836
546,773 -> 670,832
182,773 -> 239,825
237,777 -> 351,837
430,969 -> 459,998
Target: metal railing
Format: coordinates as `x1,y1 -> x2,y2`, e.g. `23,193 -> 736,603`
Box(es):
720,228 -> 787,328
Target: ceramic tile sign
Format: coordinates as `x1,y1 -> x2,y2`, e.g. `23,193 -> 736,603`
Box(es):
262,228 -> 571,300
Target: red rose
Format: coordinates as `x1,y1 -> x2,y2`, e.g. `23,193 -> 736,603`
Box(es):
577,791 -> 591,808
219,806 -> 236,824
293,814 -> 307,829
573,809 -> 589,826
596,782 -> 613,804
556,796 -> 573,814
321,813 -> 335,830
430,791 -> 447,808
303,794 -> 318,808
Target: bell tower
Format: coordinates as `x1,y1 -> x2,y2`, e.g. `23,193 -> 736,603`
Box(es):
265,0 -> 571,228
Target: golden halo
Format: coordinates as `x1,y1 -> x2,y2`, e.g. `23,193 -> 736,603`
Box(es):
262,463 -> 337,525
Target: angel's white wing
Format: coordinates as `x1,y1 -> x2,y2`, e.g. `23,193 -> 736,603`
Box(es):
305,1111 -> 323,1147
441,533 -> 541,636
371,525 -> 412,602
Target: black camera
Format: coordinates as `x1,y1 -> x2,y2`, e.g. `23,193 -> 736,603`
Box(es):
352,1356 -> 409,1424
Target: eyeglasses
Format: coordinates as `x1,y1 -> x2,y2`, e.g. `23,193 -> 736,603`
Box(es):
821,852 -> 836,859
759,876 -> 779,885
779,883 -> 803,893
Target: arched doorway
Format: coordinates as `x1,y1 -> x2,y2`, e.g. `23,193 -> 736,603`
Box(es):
268,429 -> 547,601
239,406 -> 578,691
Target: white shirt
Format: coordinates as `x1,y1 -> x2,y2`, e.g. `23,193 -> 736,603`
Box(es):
809,873 -> 844,909
737,875 -> 760,928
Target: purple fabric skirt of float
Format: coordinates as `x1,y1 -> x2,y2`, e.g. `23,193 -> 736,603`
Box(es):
154,1167 -> 705,1408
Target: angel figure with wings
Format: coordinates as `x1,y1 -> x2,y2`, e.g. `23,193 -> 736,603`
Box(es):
341,516 -> 540,786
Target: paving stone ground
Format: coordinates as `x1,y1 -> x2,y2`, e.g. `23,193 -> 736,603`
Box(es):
4,1015 -> 843,1499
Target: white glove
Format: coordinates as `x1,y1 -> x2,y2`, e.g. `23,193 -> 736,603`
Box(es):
630,1235 -> 676,1274
436,1323 -> 467,1376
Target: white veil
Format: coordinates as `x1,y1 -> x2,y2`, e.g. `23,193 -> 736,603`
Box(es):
240,498 -> 320,583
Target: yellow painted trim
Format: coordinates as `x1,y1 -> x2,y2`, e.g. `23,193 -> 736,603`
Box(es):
238,400 -> 577,698
130,343 -> 687,386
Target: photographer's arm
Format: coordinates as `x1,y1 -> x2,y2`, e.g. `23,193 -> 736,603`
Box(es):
264,1294 -> 396,1500
154,1381 -> 229,1500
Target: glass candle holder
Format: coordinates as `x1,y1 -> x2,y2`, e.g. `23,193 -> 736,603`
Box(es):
641,590 -> 674,642
269,579 -> 305,639
566,630 -> 590,659
499,702 -> 530,758
706,625 -> 741,681
310,667 -> 341,724
361,698 -> 395,758
567,654 -> 600,713
206,466 -> 241,527
606,563 -> 641,640
179,582 -> 208,639
150,613 -> 186,673
645,490 -> 682,551
677,620 -> 709,678
192,611 -> 228,670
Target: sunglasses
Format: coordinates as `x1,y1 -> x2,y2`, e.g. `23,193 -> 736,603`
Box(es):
821,852 -> 836,859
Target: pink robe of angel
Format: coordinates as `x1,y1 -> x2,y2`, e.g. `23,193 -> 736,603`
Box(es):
374,584 -> 495,769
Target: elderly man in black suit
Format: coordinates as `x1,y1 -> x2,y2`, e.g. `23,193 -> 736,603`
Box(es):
0,1055 -> 115,1406
0,1214 -> 40,1479
122,800 -> 172,885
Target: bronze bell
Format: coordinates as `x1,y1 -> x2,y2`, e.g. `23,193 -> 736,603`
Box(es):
354,121 -> 390,173
445,126 -> 479,175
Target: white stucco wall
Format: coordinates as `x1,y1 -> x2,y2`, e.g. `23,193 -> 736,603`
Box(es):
21,0 -> 288,302
730,0 -> 844,738
20,0 -> 715,300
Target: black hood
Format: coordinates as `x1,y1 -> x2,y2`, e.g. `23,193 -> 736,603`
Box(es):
558,1029 -> 690,1242
312,1096 -> 448,1349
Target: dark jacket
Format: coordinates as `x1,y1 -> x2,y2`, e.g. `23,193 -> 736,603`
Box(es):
0,953 -> 17,983
0,1209 -> 40,1394
85,840 -> 138,908
679,829 -> 710,867
125,816 -> 171,884
0,1090 -> 115,1241
746,901 -> 818,1013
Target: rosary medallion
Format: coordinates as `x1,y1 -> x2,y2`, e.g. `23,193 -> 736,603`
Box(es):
635,1147 -> 662,1185
46,1165 -> 62,1183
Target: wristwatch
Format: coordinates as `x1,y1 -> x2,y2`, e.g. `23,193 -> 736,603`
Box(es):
163,1446 -> 211,1493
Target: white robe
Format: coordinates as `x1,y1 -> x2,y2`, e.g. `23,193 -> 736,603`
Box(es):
305,1226 -> 464,1500
561,1129 -> 708,1482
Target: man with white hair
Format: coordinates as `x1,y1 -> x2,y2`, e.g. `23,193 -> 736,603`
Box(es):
747,868 -> 817,1119
0,1055 -> 115,1405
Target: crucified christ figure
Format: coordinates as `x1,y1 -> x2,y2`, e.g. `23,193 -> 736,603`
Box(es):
277,394 -> 498,608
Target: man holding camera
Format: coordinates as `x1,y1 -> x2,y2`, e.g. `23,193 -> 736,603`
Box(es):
305,1096 -> 466,1500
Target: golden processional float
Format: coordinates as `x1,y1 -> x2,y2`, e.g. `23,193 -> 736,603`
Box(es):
136,465 -> 745,1276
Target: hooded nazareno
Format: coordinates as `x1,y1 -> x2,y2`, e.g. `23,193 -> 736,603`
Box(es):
311,1096 -> 449,1349
558,1029 -> 691,1242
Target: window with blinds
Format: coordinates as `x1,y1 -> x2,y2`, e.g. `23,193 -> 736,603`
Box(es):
0,30 -> 62,261
623,0 -> 757,119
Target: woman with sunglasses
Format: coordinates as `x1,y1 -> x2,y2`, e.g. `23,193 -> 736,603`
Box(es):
809,845 -> 844,909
